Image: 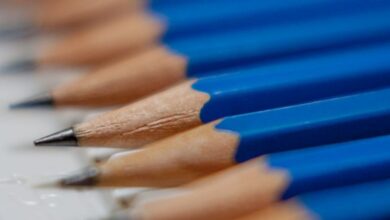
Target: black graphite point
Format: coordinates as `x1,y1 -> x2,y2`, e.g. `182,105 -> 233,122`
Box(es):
34,127 -> 78,147
59,166 -> 101,187
10,92 -> 54,109
1,58 -> 37,73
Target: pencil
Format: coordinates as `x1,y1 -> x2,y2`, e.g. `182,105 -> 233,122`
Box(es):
3,0 -> 390,70
12,39 -> 390,108
0,0 -> 137,39
235,179 -> 390,220
109,135 -> 390,220
31,42 -> 390,147
32,0 -> 141,29
51,88 -> 390,187
2,0 -> 194,31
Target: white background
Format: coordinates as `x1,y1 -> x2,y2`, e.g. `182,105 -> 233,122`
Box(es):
0,6 -> 117,220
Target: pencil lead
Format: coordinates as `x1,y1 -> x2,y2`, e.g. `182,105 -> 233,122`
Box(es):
10,92 -> 54,109
1,57 -> 37,73
34,167 -> 101,189
34,181 -> 60,189
0,22 -> 36,39
59,166 -> 101,187
34,127 -> 79,147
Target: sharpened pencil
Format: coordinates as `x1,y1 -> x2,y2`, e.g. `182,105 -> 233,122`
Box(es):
1,0 -> 198,31
4,0 -> 390,70
235,201 -> 314,220
235,179 -> 390,220
50,88 -> 390,187
33,0 -> 142,29
114,135 -> 390,220
118,137 -> 390,220
0,0 -> 140,40
13,40 -> 390,108
32,43 -> 390,147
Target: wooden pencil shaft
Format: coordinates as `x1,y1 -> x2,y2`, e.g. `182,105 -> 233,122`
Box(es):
36,0 -> 261,64
70,44 -> 390,147
235,201 -> 313,220
34,0 -> 140,28
50,40 -> 390,108
53,47 -> 187,107
32,0 -> 315,29
97,121 -> 238,187
133,135 -> 390,220
75,80 -> 209,147
39,13 -> 164,66
237,179 -> 390,220
35,0 -> 235,28
38,0 -> 390,67
88,91 -> 390,189
133,159 -> 289,220
98,129 -> 390,190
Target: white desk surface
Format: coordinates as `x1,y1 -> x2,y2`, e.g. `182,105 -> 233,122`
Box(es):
0,13 -> 118,220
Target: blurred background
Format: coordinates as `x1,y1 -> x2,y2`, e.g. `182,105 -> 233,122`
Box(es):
0,3 -> 116,219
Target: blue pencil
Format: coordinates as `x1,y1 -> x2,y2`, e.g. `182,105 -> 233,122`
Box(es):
73,134 -> 390,219
49,88 -> 390,187
238,179 -> 390,220
0,0 -> 216,38
4,0 -> 388,39
32,42 -> 390,147
148,0 -> 389,41
166,4 -> 390,76
4,0 -> 390,71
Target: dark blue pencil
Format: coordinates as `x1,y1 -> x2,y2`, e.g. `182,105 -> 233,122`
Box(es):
68,133 -> 390,219
3,0 -> 390,72
238,179 -> 390,220
50,88 -> 390,188
32,42 -> 390,147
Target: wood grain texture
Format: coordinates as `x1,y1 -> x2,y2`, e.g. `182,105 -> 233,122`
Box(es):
135,159 -> 290,220
235,200 -> 314,220
53,47 -> 187,107
75,80 -> 210,147
96,120 -> 238,187
39,12 -> 165,66
34,0 -> 144,28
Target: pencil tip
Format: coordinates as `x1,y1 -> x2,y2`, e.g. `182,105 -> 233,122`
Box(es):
34,127 -> 79,147
59,166 -> 101,187
10,92 -> 54,109
1,57 -> 36,73
0,22 -> 36,39
34,181 -> 59,189
35,167 -> 101,189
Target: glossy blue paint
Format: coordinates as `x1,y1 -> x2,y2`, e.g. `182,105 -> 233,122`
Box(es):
192,42 -> 390,123
149,0 -> 390,41
154,0 -> 390,41
165,6 -> 390,76
299,179 -> 390,220
215,88 -> 390,162
267,135 -> 390,199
